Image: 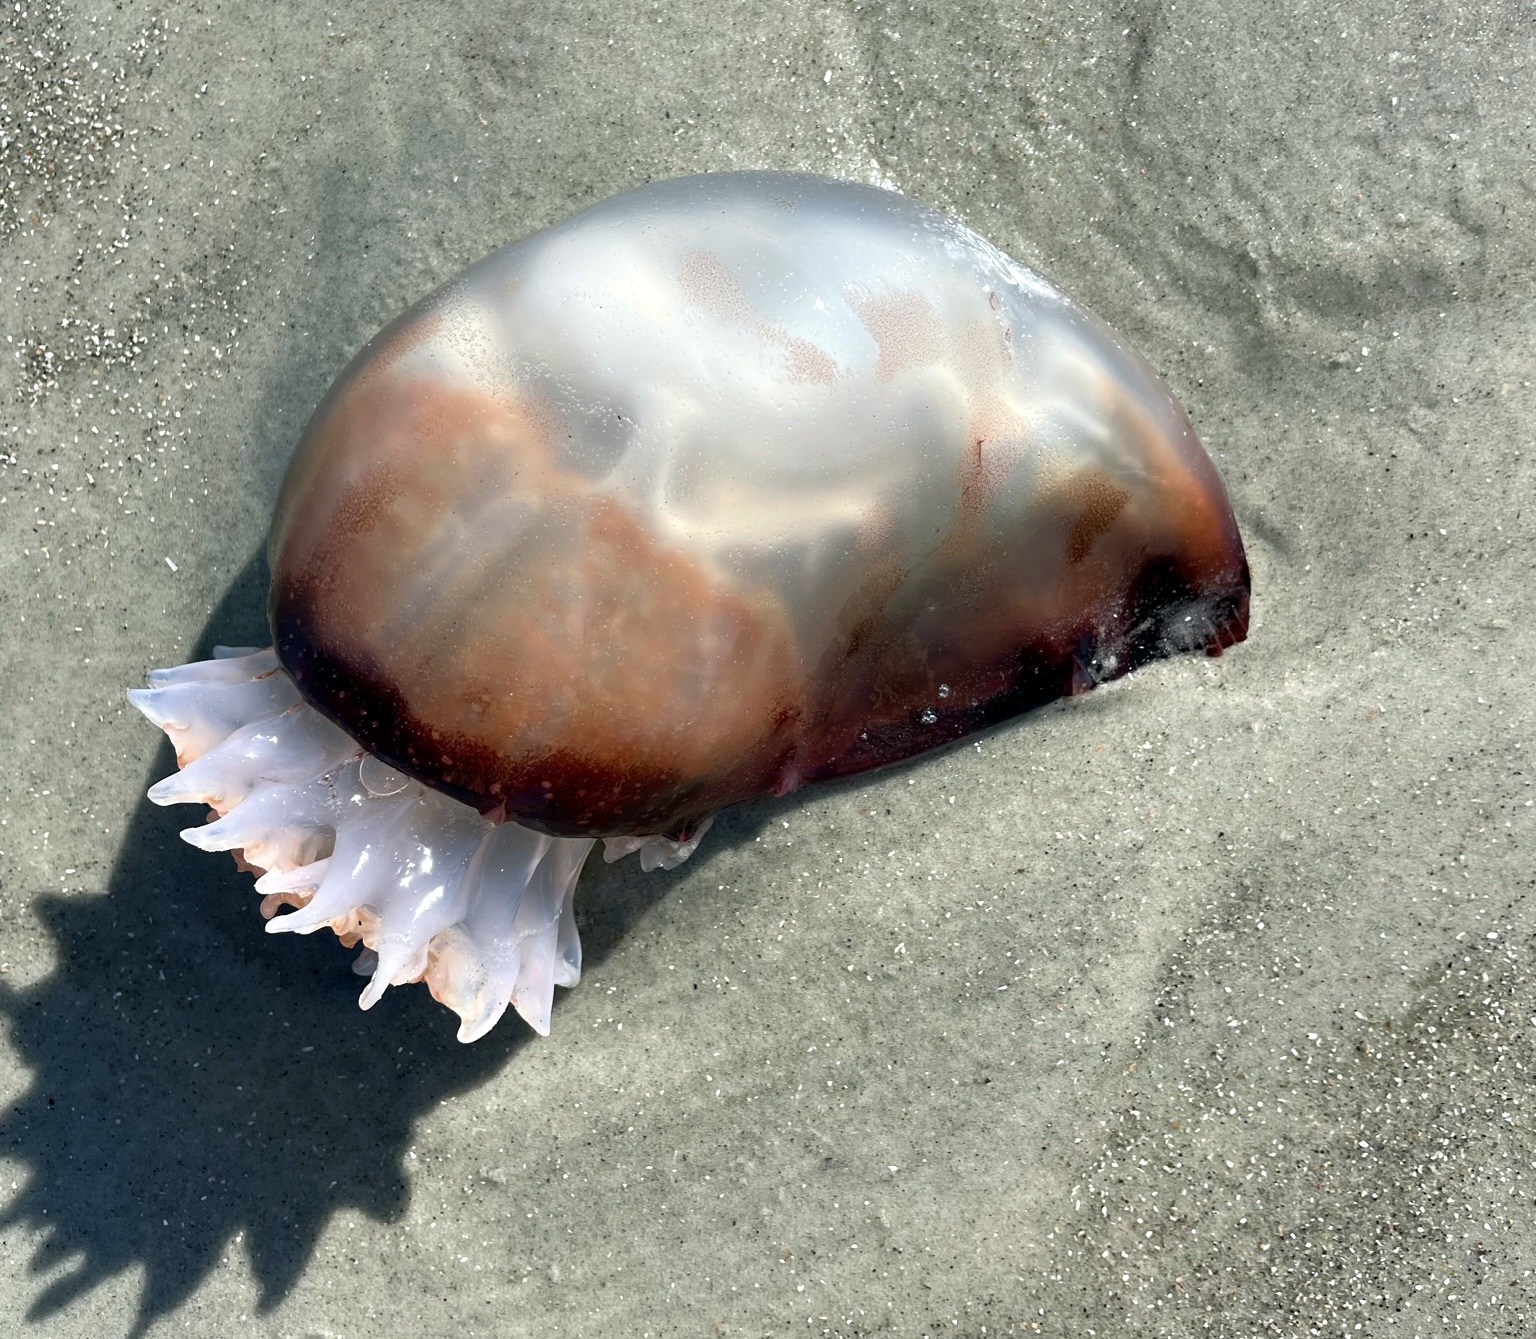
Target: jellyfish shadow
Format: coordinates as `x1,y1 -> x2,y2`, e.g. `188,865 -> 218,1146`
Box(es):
0,549 -> 710,1333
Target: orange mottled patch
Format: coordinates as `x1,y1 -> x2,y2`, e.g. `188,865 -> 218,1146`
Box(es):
1063,474 -> 1133,564
678,249 -> 756,326
849,289 -> 944,382
678,248 -> 839,386
782,337 -> 838,385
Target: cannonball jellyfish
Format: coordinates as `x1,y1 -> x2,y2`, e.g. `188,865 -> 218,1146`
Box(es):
130,171 -> 1249,1041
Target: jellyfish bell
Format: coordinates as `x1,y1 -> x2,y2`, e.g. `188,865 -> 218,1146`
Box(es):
130,171 -> 1249,1041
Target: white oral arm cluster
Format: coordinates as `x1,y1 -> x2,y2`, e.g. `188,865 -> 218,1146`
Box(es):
129,647 -> 708,1041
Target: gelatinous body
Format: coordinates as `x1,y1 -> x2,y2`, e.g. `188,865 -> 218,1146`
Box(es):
132,172 -> 1249,1039
270,171 -> 1248,838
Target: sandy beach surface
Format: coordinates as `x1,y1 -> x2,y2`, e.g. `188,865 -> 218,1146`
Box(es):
2,1 -> 1532,1335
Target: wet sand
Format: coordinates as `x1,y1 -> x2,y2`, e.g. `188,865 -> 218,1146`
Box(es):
1,1 -> 1532,1334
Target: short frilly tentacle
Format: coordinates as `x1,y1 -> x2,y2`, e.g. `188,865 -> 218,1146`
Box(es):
601,815 -> 714,871
129,647 -> 704,1040
127,647 -> 296,767
146,702 -> 359,811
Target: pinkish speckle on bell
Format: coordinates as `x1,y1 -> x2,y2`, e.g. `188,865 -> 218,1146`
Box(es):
129,172 -> 1249,1041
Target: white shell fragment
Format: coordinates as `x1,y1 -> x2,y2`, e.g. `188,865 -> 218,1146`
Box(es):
124,646 -> 673,1040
